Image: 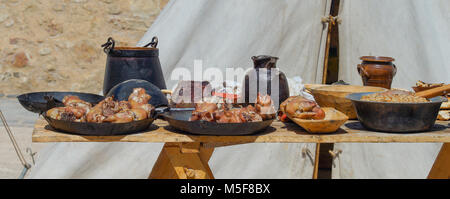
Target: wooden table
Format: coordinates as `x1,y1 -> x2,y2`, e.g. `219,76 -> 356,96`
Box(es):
32,117 -> 450,179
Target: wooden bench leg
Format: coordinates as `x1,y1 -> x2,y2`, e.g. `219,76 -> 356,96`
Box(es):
428,143 -> 450,179
148,142 -> 215,179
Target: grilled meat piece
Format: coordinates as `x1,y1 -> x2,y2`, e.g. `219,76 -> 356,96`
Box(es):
47,88 -> 155,124
129,88 -> 151,108
255,94 -> 276,120
103,108 -> 149,123
128,88 -> 155,118
189,103 -> 218,122
280,96 -> 325,120
102,97 -> 120,117
86,100 -> 107,123
189,96 -> 271,123
215,109 -> 244,123
87,95 -> 154,123
47,107 -> 87,122
62,95 -> 92,113
237,105 -> 263,122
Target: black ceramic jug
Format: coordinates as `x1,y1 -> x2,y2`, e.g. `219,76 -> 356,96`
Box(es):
243,55 -> 289,107
101,37 -> 167,95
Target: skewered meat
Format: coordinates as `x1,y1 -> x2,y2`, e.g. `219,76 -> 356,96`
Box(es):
280,96 -> 325,120
47,88 -> 155,123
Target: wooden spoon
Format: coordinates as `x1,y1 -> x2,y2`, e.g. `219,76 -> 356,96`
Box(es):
415,84 -> 450,99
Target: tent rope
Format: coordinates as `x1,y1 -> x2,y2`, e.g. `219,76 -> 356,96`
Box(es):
329,149 -> 342,168
0,109 -> 32,179
320,15 -> 341,84
301,146 -> 315,166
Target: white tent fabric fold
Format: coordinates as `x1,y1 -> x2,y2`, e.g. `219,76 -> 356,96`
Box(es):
338,0 -> 450,88
138,0 -> 330,89
332,143 -> 442,179
333,0 -> 449,179
28,143 -> 164,178
28,0 -> 330,179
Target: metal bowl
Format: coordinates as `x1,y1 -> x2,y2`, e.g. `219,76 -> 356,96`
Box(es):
161,108 -> 274,136
346,92 -> 447,133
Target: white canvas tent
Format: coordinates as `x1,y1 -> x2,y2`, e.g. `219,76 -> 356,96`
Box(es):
332,0 -> 449,179
28,0 -> 449,178
28,0 -> 330,179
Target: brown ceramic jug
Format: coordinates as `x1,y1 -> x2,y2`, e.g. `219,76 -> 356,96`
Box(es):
243,55 -> 289,107
357,56 -> 397,89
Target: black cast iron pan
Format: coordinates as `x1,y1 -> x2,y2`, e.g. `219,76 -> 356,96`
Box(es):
105,79 -> 168,107
160,106 -> 275,136
40,97 -> 160,136
347,92 -> 447,133
19,80 -> 168,136
17,91 -> 104,114
42,113 -> 156,136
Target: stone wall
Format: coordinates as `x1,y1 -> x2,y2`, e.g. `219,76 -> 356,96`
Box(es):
0,0 -> 168,95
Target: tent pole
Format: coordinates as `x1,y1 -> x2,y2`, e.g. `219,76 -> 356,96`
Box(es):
321,16 -> 335,84
313,143 -> 321,179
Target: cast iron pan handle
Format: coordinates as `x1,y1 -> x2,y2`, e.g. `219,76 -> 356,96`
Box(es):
41,95 -> 62,115
101,37 -> 115,54
154,106 -> 170,120
143,36 -> 158,48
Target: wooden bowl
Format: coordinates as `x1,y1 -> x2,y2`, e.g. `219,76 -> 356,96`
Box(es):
304,84 -> 326,93
310,85 -> 387,119
289,108 -> 348,134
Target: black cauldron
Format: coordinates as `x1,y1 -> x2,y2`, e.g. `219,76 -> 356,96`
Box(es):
101,37 -> 167,95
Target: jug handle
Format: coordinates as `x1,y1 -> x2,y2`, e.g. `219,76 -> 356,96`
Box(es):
392,64 -> 397,77
357,64 -> 370,78
101,37 -> 115,54
144,36 -> 158,48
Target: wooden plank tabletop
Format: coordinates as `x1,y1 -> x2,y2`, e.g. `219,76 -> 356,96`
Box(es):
32,117 -> 450,144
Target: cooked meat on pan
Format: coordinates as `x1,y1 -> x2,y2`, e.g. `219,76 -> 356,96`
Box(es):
189,94 -> 275,123
47,88 -> 155,123
361,90 -> 428,103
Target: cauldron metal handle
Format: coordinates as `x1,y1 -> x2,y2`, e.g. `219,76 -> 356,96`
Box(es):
101,37 -> 115,54
143,36 -> 158,48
